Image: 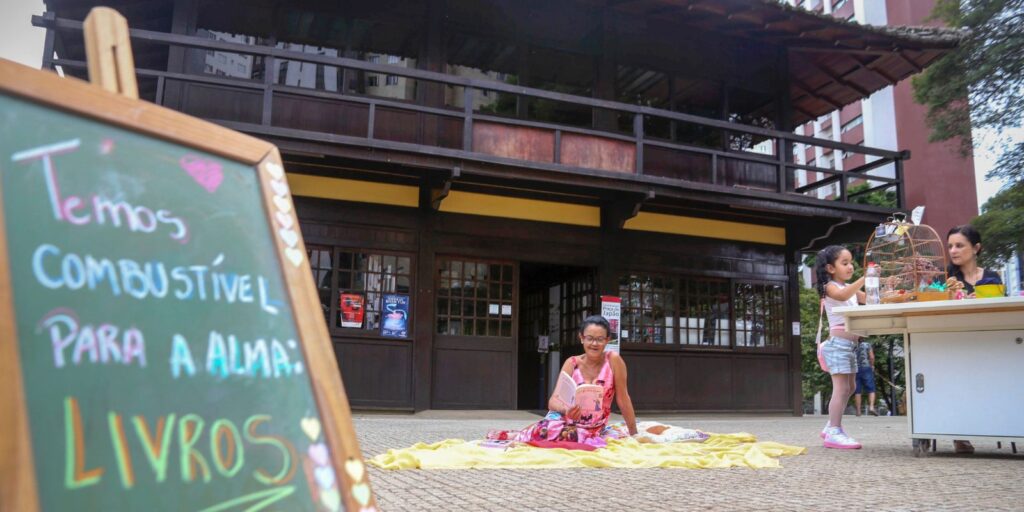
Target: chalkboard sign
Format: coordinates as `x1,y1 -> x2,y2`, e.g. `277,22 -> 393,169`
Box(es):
0,59 -> 376,511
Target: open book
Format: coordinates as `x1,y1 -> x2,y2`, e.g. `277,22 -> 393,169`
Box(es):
552,371 -> 604,421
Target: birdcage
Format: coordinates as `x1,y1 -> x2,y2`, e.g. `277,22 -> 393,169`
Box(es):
863,213 -> 949,303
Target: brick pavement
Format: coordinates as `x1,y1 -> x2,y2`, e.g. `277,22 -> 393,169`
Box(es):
354,412 -> 1023,511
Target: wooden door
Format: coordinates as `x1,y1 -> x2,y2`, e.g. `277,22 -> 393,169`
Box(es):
431,257 -> 518,409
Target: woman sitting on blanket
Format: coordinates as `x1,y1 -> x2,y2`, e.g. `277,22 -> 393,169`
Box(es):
516,315 -> 638,447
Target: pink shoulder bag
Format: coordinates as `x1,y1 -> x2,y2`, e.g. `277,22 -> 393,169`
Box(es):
815,299 -> 830,373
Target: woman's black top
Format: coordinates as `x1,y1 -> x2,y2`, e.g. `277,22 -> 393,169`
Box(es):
947,266 -> 1003,294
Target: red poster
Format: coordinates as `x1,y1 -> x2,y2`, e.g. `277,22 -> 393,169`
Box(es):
339,292 -> 365,328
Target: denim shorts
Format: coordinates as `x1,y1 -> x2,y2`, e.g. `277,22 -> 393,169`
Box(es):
855,367 -> 876,393
821,337 -> 857,375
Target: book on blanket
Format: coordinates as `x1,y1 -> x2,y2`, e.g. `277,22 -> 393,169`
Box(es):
552,371 -> 604,418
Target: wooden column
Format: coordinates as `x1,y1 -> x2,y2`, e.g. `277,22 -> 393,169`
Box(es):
162,0 -> 198,110
417,0 -> 445,147
515,39 -> 530,119
776,47 -> 794,194
413,186 -> 437,411
786,245 -> 804,416
592,9 -> 617,131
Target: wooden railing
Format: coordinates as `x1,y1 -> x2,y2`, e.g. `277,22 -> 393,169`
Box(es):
34,13 -> 906,208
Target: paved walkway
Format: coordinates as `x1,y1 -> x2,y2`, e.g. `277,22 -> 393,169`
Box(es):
353,412 -> 1023,511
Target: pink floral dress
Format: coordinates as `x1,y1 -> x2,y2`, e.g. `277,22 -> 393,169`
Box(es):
514,355 -> 628,448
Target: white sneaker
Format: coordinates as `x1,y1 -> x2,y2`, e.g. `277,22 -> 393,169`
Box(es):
820,422 -> 831,439
823,427 -> 862,449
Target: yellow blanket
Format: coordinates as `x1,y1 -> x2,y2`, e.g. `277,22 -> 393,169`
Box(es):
369,433 -> 805,470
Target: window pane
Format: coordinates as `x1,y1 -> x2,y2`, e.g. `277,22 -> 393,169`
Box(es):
397,276 -> 411,294
338,251 -> 353,269
435,258 -> 515,338
732,281 -> 784,348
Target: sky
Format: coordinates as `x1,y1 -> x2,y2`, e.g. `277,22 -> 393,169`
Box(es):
0,0 -> 1016,211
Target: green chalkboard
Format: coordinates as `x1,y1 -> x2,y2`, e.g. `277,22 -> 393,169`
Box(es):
0,90 -> 352,511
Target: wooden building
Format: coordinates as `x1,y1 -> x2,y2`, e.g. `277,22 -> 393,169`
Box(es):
35,0 -> 957,413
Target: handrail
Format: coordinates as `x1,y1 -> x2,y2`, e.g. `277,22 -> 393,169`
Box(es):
32,14 -> 904,160
34,13 -> 904,208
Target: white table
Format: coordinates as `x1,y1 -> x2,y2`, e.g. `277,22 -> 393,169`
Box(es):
835,297 -> 1024,456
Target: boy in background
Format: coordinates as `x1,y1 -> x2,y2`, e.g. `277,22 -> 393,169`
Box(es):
854,341 -> 878,416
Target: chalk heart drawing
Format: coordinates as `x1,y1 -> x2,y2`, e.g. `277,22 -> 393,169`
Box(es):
264,161 -> 285,179
270,178 -> 289,197
285,247 -> 304,267
279,227 -> 299,248
272,195 -> 293,214
179,155 -> 224,193
275,210 -> 294,229
308,443 -> 330,467
319,488 -> 341,512
352,483 -> 372,506
314,466 -> 337,489
344,458 -> 365,482
301,417 -> 322,441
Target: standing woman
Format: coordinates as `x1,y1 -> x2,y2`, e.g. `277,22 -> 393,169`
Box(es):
515,315 -> 639,447
944,224 -> 1005,454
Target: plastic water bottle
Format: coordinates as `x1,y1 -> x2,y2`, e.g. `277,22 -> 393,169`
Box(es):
865,263 -> 881,305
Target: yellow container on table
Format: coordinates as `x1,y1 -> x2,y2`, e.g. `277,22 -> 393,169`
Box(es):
974,283 -> 1006,298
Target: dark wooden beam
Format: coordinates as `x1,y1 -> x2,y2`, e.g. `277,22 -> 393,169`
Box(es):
602,189 -> 655,229
850,54 -> 898,84
431,166 -> 461,210
791,77 -> 845,110
896,52 -> 923,73
812,62 -> 872,97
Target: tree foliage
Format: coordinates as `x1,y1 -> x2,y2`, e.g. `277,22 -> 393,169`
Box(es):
974,182 -> 1024,266
913,0 -> 1024,265
912,0 -> 1024,184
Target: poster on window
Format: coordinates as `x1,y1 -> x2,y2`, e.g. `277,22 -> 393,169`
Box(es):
381,293 -> 410,338
600,295 -> 621,353
339,292 -> 365,328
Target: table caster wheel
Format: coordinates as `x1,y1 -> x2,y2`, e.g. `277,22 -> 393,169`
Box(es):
912,438 -> 932,457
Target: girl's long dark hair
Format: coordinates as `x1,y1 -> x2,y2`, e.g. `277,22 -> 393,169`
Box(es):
947,224 -> 983,274
814,245 -> 847,298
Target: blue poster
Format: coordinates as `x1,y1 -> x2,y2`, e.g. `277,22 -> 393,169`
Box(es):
381,293 -> 410,338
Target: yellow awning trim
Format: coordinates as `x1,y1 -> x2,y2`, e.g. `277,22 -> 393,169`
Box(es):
624,212 -> 785,245
287,174 -> 419,208
438,190 -> 601,227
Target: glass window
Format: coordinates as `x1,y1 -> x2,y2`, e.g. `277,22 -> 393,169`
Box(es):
437,257 -> 514,337
307,245 -> 334,325
618,273 -> 787,350
305,247 -> 414,337
679,278 -> 731,346
733,282 -> 786,348
619,274 -> 676,344
841,115 -> 863,133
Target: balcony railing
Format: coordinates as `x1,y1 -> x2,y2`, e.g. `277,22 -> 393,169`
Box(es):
34,14 -> 905,209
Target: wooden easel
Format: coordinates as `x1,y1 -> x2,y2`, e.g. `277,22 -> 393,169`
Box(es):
83,7 -> 138,98
0,7 -> 377,511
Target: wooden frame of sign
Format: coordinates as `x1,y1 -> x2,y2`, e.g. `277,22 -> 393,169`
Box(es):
0,57 -> 376,511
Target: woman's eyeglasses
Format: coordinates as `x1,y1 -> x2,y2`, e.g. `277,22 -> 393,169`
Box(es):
581,336 -> 607,344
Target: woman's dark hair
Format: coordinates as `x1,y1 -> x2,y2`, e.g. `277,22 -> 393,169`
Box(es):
948,224 -> 982,255
579,315 -> 611,337
814,245 -> 848,298
947,224 -> 983,273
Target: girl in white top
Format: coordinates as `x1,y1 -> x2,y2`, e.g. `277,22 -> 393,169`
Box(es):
814,245 -> 866,449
